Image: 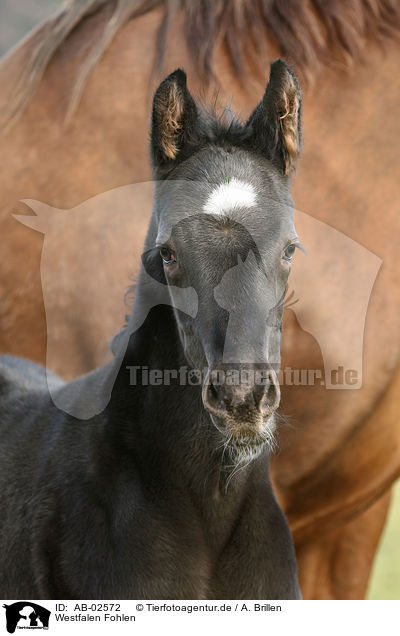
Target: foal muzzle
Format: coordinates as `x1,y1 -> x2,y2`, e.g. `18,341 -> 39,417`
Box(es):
202,364 -> 280,438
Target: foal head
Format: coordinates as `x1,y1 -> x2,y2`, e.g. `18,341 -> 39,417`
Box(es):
148,61 -> 302,455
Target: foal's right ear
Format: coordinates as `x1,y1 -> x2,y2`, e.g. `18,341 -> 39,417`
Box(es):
151,69 -> 198,173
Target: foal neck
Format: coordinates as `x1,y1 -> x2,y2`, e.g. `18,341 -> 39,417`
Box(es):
111,299 -> 268,504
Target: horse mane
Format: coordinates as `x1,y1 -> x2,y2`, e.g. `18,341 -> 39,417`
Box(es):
1,0 -> 400,128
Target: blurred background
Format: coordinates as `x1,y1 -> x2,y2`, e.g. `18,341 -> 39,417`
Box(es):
367,481 -> 400,600
0,0 -> 61,55
1,0 -> 399,601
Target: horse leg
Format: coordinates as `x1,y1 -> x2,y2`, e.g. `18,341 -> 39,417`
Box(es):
295,488 -> 391,599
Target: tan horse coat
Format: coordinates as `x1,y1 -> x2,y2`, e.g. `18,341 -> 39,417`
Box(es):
0,1 -> 399,598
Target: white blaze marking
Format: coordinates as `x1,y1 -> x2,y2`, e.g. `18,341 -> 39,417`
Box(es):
203,178 -> 257,215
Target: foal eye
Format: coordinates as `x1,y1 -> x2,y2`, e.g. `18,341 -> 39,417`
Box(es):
282,244 -> 296,262
160,247 -> 176,264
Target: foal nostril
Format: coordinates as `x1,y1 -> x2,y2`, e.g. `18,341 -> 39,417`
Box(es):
262,371 -> 281,414
202,379 -> 228,414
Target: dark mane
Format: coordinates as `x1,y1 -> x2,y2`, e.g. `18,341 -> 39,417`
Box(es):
1,0 -> 399,127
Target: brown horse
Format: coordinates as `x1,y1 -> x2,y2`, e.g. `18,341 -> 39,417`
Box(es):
1,0 -> 399,599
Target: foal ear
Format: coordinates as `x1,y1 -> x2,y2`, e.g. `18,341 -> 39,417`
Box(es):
246,60 -> 302,175
151,69 -> 198,171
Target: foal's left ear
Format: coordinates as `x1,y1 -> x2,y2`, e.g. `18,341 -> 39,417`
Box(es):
246,60 -> 302,175
151,69 -> 198,172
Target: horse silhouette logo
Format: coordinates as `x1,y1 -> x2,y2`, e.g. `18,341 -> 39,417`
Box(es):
14,182 -> 382,420
3,602 -> 50,633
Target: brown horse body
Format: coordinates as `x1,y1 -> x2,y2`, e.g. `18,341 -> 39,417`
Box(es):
1,1 -> 399,598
